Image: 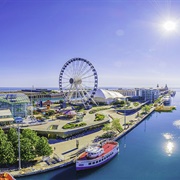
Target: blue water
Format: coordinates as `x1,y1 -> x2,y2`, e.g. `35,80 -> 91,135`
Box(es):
18,89 -> 180,180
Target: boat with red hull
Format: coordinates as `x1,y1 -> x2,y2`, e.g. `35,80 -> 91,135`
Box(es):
0,172 -> 16,180
76,141 -> 119,171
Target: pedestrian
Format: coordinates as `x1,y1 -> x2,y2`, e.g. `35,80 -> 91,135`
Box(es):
54,147 -> 56,151
76,139 -> 79,149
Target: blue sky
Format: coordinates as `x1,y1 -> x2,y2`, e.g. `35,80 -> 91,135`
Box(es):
0,0 -> 180,88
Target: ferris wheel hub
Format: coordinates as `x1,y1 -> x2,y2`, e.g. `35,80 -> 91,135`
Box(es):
69,77 -> 82,85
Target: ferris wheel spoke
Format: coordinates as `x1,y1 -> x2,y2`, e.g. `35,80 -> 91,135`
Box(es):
81,83 -> 92,90
62,83 -> 71,89
61,77 -> 69,80
78,85 -> 87,103
78,62 -> 90,77
82,81 -> 95,83
80,67 -> 93,78
77,60 -> 85,76
62,82 -> 70,86
63,71 -> 72,78
81,74 -> 94,80
65,84 -> 73,101
65,67 -> 73,78
72,61 -> 77,77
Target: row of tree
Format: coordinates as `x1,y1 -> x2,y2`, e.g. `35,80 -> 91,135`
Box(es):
0,128 -> 52,166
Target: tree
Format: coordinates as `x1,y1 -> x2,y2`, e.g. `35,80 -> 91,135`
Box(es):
0,128 -> 16,165
102,123 -> 112,132
21,128 -> 40,146
111,118 -> 123,133
0,141 -> 16,165
141,105 -> 150,114
36,137 -> 53,157
0,128 -> 7,142
7,128 -> 18,156
20,138 -> 36,162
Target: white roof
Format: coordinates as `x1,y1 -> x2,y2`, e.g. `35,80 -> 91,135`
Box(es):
0,109 -> 12,116
94,89 -> 124,100
0,109 -> 14,122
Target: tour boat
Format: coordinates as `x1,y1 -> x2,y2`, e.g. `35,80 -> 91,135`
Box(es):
0,172 -> 16,180
163,95 -> 171,105
76,141 -> 119,171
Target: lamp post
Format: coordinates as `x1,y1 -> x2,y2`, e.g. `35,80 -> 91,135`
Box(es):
18,123 -> 21,170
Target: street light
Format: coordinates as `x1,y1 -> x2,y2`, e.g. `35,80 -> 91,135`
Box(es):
17,123 -> 21,170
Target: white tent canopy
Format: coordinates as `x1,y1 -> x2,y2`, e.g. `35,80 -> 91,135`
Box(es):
92,89 -> 125,104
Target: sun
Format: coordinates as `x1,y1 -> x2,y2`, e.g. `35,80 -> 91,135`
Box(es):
163,20 -> 177,32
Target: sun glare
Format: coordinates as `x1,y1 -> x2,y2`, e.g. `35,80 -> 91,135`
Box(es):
163,20 -> 177,32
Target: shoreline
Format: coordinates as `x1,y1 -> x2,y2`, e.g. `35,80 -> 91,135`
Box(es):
11,108 -> 155,178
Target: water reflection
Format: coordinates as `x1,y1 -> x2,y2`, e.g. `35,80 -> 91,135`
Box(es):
173,120 -> 180,129
165,141 -> 174,156
162,133 -> 175,156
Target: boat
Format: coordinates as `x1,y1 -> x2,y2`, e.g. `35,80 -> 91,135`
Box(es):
170,91 -> 176,97
76,141 -> 119,171
163,95 -> 171,105
0,172 -> 16,180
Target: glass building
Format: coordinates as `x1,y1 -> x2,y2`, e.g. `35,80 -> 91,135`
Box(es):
0,93 -> 30,118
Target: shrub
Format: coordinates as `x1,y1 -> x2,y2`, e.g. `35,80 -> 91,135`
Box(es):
94,113 -> 105,121
62,122 -> 87,129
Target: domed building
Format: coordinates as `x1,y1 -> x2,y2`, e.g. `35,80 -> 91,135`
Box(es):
93,89 -> 125,104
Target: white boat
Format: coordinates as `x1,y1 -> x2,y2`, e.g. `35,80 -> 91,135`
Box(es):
76,141 -> 119,171
163,95 -> 171,104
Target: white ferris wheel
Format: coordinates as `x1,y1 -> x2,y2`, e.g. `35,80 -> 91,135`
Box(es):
59,58 -> 98,108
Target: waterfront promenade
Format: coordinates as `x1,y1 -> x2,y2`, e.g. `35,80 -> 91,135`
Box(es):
10,106 -> 154,178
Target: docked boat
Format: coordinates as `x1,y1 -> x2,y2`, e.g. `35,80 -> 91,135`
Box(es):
76,141 -> 119,171
170,91 -> 176,97
163,95 -> 171,105
0,172 -> 16,180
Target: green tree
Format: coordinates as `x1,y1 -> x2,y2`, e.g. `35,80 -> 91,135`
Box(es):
7,128 -> 19,157
21,129 -> 40,146
36,137 -> 53,157
0,128 -> 16,165
141,105 -> 150,114
0,128 -> 7,142
20,138 -> 36,162
111,118 -> 123,133
0,141 -> 16,165
102,123 -> 112,132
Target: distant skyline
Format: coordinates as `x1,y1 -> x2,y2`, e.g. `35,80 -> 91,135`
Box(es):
0,0 -> 180,88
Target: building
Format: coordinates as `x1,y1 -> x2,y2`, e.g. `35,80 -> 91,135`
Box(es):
0,93 -> 30,118
0,109 -> 14,125
114,87 -> 160,102
93,89 -> 124,104
139,88 -> 159,102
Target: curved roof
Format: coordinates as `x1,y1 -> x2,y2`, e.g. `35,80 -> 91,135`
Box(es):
94,89 -> 124,100
0,93 -> 30,104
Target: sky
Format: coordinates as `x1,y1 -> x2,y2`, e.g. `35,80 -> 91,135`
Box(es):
0,0 -> 180,89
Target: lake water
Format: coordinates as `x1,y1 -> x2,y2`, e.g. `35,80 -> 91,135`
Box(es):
18,89 -> 180,180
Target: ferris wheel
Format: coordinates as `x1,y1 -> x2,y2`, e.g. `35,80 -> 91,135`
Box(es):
59,57 -> 98,108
